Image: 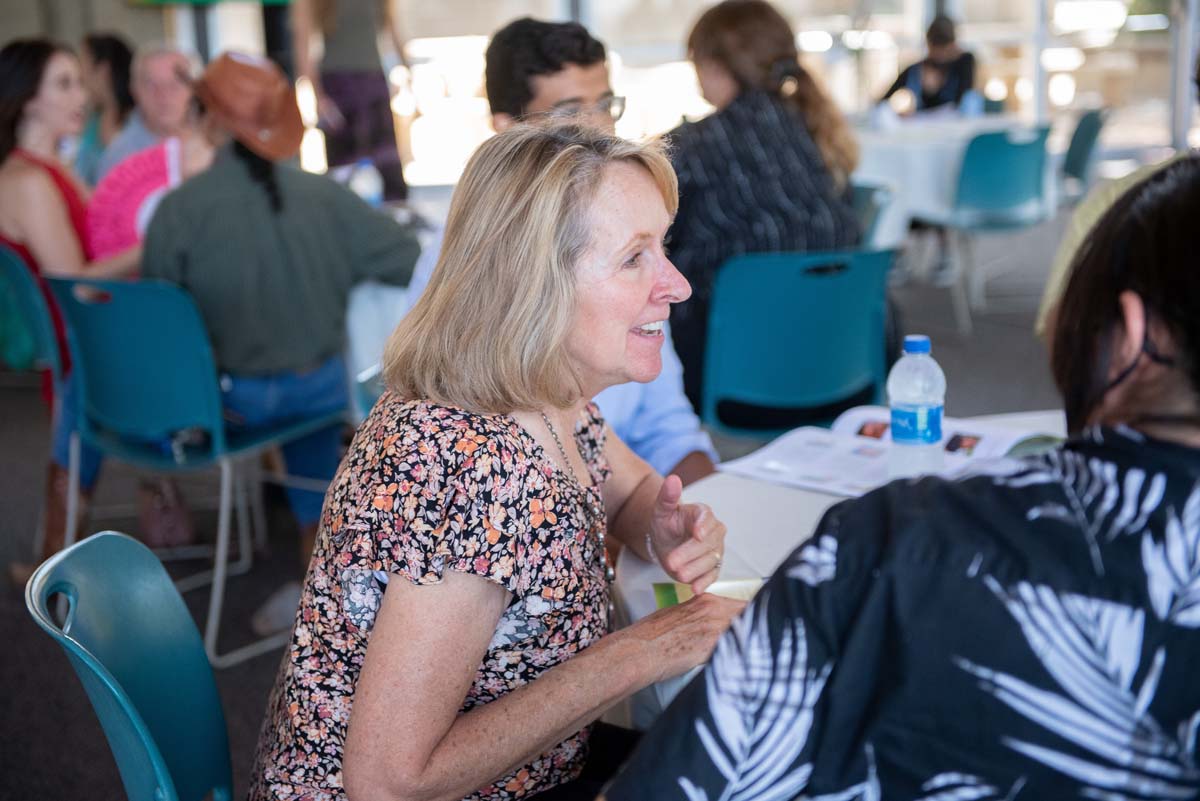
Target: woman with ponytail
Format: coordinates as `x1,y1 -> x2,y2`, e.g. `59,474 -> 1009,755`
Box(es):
666,0 -> 861,413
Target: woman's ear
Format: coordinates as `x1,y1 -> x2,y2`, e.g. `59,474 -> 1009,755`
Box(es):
1107,290 -> 1147,383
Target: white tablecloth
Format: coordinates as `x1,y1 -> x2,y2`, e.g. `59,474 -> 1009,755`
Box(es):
854,115 -> 1048,249
614,409 -> 1067,723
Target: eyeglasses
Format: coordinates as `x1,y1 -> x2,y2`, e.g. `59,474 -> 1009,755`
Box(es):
527,95 -> 626,123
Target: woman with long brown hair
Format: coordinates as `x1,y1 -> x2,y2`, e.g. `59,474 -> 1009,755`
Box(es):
667,0 -> 861,416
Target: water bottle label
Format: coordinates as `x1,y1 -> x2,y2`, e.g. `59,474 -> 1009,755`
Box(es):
891,404 -> 943,444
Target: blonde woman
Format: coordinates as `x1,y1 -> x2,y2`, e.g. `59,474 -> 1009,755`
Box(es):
248,123 -> 745,801
666,0 -> 862,415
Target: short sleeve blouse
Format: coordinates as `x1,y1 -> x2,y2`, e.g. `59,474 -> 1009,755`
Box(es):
249,394 -> 613,801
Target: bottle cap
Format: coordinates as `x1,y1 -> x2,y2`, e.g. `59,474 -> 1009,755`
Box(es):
903,334 -> 931,354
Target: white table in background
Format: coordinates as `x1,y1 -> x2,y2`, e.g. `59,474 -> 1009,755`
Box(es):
614,409 -> 1067,724
854,115 -> 1052,250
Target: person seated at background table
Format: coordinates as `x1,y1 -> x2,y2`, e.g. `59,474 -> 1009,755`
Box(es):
248,123 -> 745,801
604,155 -> 1200,800
881,15 -> 976,113
0,38 -> 142,584
665,0 -> 861,414
140,52 -> 421,633
74,32 -> 134,186
403,17 -> 719,486
94,41 -> 197,181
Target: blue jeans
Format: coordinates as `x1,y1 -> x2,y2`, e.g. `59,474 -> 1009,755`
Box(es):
221,354 -> 348,526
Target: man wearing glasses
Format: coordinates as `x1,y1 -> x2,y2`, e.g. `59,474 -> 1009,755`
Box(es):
404,17 -> 718,486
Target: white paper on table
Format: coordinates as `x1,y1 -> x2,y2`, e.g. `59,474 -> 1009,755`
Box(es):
720,406 -> 1061,498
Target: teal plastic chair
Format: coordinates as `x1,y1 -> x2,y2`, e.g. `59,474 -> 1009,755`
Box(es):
849,181 -> 894,248
918,126 -> 1051,333
0,244 -> 61,377
26,531 -> 233,801
701,249 -> 893,439
48,277 -> 345,666
1061,108 -> 1107,203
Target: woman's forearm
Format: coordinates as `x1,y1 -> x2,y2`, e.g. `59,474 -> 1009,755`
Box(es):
363,633 -> 648,801
609,470 -> 660,559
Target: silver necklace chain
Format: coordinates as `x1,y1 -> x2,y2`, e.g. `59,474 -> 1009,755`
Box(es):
540,411 -> 615,583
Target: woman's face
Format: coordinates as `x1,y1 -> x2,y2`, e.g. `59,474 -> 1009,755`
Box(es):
565,162 -> 691,397
24,52 -> 88,138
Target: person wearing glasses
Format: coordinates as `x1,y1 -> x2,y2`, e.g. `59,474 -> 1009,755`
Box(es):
402,17 -> 719,488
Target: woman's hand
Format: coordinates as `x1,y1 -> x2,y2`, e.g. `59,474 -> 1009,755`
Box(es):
649,474 -> 727,593
616,592 -> 747,683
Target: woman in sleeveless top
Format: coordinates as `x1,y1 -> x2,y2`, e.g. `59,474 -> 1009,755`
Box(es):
291,0 -> 410,200
0,39 -> 141,583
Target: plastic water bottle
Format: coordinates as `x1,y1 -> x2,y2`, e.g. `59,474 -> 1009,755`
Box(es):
887,335 -> 946,480
348,158 -> 384,207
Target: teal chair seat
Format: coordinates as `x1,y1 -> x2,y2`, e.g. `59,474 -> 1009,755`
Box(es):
26,531 -> 233,801
913,126 -> 1051,333
701,249 -> 893,439
1061,108 -> 1108,204
48,277 -> 346,667
850,181 -> 894,247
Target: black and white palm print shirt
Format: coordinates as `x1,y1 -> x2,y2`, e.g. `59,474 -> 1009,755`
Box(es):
607,426 -> 1200,800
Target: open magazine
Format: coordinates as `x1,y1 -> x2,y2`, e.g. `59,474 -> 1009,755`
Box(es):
719,405 -> 1062,498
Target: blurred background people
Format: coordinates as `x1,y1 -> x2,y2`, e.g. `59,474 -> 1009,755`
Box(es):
402,16 -> 719,487
882,15 -> 976,114
95,41 -> 197,181
74,32 -> 134,186
140,52 -> 421,635
292,0 -> 409,201
666,0 -> 861,415
0,38 -> 142,583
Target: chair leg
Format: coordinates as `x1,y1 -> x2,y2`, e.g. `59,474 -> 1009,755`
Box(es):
249,457 -> 269,554
951,232 -> 974,336
232,462 -> 253,574
64,433 -> 82,550
204,458 -> 289,669
960,233 -> 987,311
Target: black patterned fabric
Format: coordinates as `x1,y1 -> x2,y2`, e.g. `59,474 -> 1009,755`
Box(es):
607,426 -> 1200,800
665,90 -> 861,408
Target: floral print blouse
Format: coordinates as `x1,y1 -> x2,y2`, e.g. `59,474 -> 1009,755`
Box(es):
249,394 -> 613,801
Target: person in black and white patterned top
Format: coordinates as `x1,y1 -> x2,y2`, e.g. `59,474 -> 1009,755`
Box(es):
604,156 -> 1200,800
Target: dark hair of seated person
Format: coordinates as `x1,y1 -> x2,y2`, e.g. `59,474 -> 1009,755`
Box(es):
1052,154 -> 1200,433
484,17 -> 606,118
232,139 -> 282,213
926,14 -> 958,47
82,32 -> 135,125
0,38 -> 74,163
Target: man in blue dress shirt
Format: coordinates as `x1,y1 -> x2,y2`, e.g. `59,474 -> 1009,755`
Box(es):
407,17 -> 717,484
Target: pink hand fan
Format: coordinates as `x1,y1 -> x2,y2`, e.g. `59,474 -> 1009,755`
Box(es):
86,138 -> 181,259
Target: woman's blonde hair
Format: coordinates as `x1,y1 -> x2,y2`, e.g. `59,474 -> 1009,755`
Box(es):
383,123 -> 679,414
688,0 -> 859,189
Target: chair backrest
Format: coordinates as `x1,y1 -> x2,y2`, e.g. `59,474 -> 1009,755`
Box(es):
48,279 -> 228,453
954,126 -> 1050,215
1062,108 -> 1107,185
0,244 -> 61,378
25,531 -> 233,801
701,249 -> 892,435
849,182 -> 893,247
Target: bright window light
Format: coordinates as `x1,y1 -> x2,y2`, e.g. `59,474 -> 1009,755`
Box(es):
1015,77 -> 1034,103
1125,14 -> 1169,31
1053,1 -> 1128,33
1048,73 -> 1077,107
1041,47 -> 1085,72
984,78 -> 1008,101
797,31 -> 834,53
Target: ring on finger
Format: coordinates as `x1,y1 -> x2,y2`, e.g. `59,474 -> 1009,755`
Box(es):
713,550 -> 723,570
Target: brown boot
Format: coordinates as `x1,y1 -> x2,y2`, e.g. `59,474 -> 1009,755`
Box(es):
8,464 -> 89,587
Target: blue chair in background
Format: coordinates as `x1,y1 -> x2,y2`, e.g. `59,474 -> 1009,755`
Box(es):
1060,108 -> 1107,204
701,249 -> 893,440
26,531 -> 232,801
48,277 -> 345,667
850,180 -> 894,248
916,126 -> 1051,333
